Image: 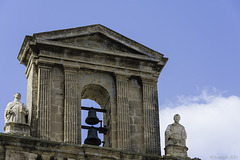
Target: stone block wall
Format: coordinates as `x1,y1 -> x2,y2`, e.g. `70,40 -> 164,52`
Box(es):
0,134 -> 192,160
128,77 -> 144,153
51,66 -> 64,142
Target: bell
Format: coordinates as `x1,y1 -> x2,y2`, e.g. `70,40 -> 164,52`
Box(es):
85,107 -> 100,125
84,127 -> 101,146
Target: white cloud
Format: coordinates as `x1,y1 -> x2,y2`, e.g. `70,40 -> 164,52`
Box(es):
160,90 -> 240,160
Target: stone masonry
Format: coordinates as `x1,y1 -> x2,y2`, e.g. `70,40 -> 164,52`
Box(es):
0,133 -> 192,160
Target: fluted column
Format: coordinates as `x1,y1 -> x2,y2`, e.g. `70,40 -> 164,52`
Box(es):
37,66 -> 52,140
142,78 -> 161,155
64,69 -> 78,144
116,75 -> 130,150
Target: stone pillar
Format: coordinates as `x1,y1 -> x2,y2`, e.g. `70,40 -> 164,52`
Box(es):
53,154 -> 64,160
27,63 -> 38,137
142,78 -> 161,155
37,66 -> 52,140
64,69 -> 79,144
116,75 -> 130,150
28,153 -> 38,160
0,146 -> 5,160
41,155 -> 51,160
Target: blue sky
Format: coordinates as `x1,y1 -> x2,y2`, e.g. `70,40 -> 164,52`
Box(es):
0,1 -> 240,159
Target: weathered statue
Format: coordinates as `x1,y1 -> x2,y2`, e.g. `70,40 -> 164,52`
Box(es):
165,114 -> 187,146
165,114 -> 188,157
4,93 -> 30,135
5,93 -> 28,124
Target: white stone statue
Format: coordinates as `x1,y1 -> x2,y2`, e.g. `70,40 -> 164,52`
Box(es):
4,93 -> 28,124
165,114 -> 188,157
4,93 -> 30,136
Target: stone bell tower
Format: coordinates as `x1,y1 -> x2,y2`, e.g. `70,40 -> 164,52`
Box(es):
0,24 -> 173,160
17,24 -> 167,154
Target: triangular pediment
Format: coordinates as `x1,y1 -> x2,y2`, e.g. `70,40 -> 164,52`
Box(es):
18,24 -> 168,68
31,24 -> 164,59
48,32 -> 143,55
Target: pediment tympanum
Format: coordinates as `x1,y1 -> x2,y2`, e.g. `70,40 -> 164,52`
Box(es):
51,33 -> 144,56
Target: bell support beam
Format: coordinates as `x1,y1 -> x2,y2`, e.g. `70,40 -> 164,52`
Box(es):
81,125 -> 108,134
81,106 -> 106,112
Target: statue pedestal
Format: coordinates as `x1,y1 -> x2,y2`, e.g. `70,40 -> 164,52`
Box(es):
4,123 -> 30,136
165,145 -> 188,157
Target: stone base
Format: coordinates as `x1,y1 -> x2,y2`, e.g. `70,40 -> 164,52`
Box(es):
0,133 -> 199,160
165,145 -> 188,157
4,123 -> 30,136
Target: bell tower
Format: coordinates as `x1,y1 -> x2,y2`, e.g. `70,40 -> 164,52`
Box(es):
17,24 -> 168,155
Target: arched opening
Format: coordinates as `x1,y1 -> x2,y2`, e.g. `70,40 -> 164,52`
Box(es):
81,99 -> 103,146
81,84 -> 111,147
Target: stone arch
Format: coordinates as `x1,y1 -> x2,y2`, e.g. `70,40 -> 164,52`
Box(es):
77,70 -> 117,147
81,84 -> 112,147
81,84 -> 110,109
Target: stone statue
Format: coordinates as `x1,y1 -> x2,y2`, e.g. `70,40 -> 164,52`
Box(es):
164,114 -> 188,157
4,93 -> 30,135
5,93 -> 28,124
165,114 -> 187,146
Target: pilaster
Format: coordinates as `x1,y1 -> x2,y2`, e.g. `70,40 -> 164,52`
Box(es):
28,153 -> 38,160
37,65 -> 52,140
142,78 -> 161,155
64,68 -> 79,144
116,74 -> 130,150
41,155 -> 51,160
0,146 -> 5,160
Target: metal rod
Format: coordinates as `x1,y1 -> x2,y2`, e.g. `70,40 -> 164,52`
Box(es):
81,125 -> 97,130
81,125 -> 108,135
81,106 -> 107,113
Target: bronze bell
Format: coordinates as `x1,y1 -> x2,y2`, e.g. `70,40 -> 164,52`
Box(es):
85,107 -> 100,125
84,127 -> 101,146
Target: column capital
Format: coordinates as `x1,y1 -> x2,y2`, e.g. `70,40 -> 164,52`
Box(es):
64,66 -> 78,73
63,64 -> 80,72
141,77 -> 158,84
35,59 -> 54,69
115,73 -> 130,82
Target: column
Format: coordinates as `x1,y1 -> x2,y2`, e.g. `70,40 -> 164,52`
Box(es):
116,74 -> 130,150
37,66 -> 52,140
142,78 -> 161,155
64,69 -> 78,144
